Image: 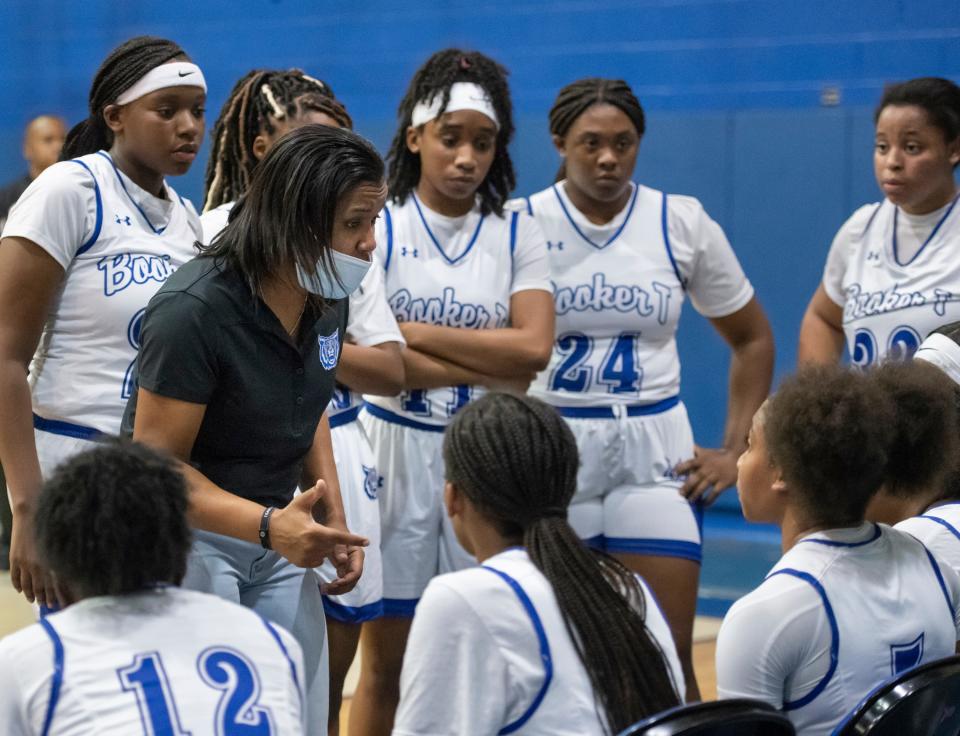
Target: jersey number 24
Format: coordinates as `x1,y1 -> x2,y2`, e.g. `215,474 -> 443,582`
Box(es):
550,332 -> 643,395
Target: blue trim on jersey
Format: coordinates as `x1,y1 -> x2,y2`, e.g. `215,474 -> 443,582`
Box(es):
919,514 -> 960,542
798,523 -> 881,548
481,566 -> 553,734
553,395 -> 680,419
524,197 -> 533,216
258,616 -> 303,709
322,596 -> 384,623
661,192 -> 687,290
605,537 -> 702,563
363,402 -> 446,432
861,203 -> 882,237
328,405 -> 362,429
584,534 -> 605,551
509,210 -> 519,256
381,598 -> 419,618
768,568 -> 839,711
39,603 -> 61,618
411,193 -> 485,266
33,413 -> 104,441
383,206 -> 394,271
96,151 -> 175,235
922,546 -> 956,621
552,182 -> 638,250
69,160 -> 103,255
38,617 -> 65,736
892,193 -> 960,267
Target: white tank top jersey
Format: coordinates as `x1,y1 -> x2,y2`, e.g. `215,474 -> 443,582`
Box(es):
365,195 -> 552,427
716,523 -> 960,736
515,182 -> 753,408
200,201 -> 404,424
0,587 -> 306,735
822,194 -> 960,367
1,151 -> 201,436
896,502 -> 960,577
393,548 -> 684,736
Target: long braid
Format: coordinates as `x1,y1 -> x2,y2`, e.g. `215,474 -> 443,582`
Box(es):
548,78 -> 645,182
203,68 -> 352,211
386,48 -> 515,216
444,394 -> 681,733
61,36 -> 188,160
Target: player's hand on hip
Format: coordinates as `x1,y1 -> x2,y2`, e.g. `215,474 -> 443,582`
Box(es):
674,445 -> 739,506
269,481 -> 369,568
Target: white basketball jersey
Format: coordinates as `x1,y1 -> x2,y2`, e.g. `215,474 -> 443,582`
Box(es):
0,587 -> 305,735
395,548 -> 683,735
522,182 -> 753,407
200,201 -> 403,423
365,195 -> 550,427
718,524 -> 960,736
3,151 -> 200,436
896,502 -> 960,577
826,196 -> 960,366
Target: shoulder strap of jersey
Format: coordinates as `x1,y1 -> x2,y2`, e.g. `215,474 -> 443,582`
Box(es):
383,205 -> 394,272
38,617 -> 65,736
69,159 -> 103,256
509,210 -> 519,258
920,545 -> 956,621
766,568 -> 839,711
481,565 -> 553,734
660,192 -> 687,291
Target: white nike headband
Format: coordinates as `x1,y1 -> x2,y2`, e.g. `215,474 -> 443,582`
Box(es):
915,332 -> 960,387
115,62 -> 207,105
410,82 -> 499,130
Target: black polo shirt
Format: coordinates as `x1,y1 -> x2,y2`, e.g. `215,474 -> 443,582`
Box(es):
123,256 -> 348,508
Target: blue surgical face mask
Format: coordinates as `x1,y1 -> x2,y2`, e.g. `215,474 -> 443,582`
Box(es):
296,250 -> 371,299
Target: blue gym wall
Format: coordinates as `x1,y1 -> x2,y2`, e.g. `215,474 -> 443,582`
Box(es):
1,1 -> 958,519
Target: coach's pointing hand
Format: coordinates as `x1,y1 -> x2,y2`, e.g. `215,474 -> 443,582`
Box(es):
269,481 -> 369,569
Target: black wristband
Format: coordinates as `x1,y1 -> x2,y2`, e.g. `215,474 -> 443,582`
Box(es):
259,507 -> 276,550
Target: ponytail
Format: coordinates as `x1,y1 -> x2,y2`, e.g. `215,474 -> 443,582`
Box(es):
444,393 -> 681,732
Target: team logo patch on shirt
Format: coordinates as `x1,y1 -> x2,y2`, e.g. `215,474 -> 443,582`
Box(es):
318,329 -> 340,370
890,633 -> 925,675
362,464 -> 383,500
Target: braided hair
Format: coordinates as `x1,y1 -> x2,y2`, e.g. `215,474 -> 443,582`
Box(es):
34,440 -> 191,599
61,36 -> 189,160
386,49 -> 515,216
443,393 -> 681,733
203,69 -> 352,211
548,78 -> 645,182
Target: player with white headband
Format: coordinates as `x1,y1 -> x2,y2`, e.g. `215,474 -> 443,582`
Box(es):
0,36 -> 206,610
350,49 -> 555,735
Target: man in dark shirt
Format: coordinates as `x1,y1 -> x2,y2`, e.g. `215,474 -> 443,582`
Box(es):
0,115 -> 66,225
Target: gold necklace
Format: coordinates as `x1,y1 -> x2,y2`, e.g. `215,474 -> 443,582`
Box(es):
288,295 -> 308,336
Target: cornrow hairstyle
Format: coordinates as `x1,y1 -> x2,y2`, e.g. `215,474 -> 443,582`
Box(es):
200,124 -> 383,297
764,365 -> 897,526
61,36 -> 188,160
204,68 -> 353,211
443,393 -> 681,733
386,48 -> 515,216
548,78 -> 645,182
876,77 -> 960,165
34,440 -> 191,599
870,359 -> 958,499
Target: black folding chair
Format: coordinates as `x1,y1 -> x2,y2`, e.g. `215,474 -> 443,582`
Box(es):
618,699 -> 796,736
832,655 -> 960,735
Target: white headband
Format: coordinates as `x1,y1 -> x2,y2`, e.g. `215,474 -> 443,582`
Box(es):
116,62 -> 207,105
915,332 -> 960,387
410,82 -> 499,130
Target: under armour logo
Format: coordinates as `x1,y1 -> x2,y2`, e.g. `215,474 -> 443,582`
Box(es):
115,214 -> 132,226
401,247 -> 419,258
867,251 -> 880,262
547,241 -> 564,251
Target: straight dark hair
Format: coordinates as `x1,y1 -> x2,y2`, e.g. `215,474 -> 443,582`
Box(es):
443,393 -> 681,733
62,36 -> 189,160
199,124 -> 384,296
875,77 -> 960,168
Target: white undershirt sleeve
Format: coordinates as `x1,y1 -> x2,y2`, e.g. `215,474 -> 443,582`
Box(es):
1,161 -> 98,270
716,575 -> 830,709
393,579 -> 510,736
509,211 -> 553,295
666,195 -> 754,319
346,257 -> 404,347
821,204 -> 880,306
